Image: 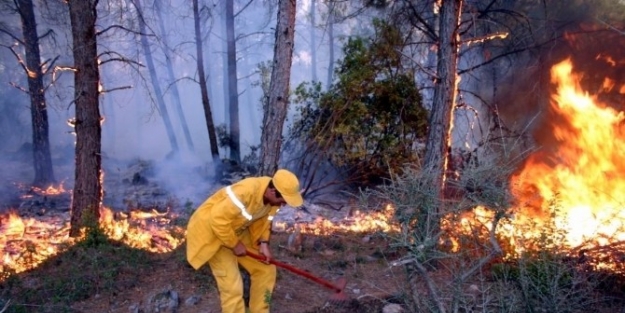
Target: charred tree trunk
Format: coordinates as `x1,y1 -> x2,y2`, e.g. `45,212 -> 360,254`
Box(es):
68,0 -> 102,237
193,0 -> 221,176
154,0 -> 195,152
259,0 -> 296,175
133,0 -> 179,156
423,0 -> 462,205
16,0 -> 55,187
225,0 -> 240,163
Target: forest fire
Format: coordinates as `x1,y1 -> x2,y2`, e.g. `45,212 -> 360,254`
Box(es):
510,58 -> 625,269
2,58 -> 623,280
512,58 -> 625,247
273,204 -> 400,235
1,188 -> 398,278
17,182 -> 66,199
457,58 -> 625,273
0,204 -> 184,278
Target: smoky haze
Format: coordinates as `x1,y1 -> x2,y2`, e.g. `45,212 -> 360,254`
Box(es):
492,23 -> 625,166
3,1 -> 622,212
0,0 -> 378,212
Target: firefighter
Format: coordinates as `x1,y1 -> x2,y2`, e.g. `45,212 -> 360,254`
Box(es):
186,169 -> 304,313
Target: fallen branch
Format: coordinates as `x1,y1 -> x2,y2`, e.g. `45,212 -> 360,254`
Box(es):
0,300 -> 10,313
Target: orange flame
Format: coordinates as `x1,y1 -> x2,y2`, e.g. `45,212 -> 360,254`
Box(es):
1,211 -> 74,276
100,207 -> 183,253
511,58 -> 625,248
32,182 -> 66,195
441,58 -> 625,274
0,206 -> 183,278
273,204 -> 400,235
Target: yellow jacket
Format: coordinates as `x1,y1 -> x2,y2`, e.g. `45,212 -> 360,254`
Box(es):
186,176 -> 280,270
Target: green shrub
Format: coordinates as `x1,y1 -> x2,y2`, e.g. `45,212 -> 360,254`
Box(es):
289,20 -> 428,187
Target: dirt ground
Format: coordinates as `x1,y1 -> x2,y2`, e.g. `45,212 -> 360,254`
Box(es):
6,154 -> 625,313
69,232 -> 408,313
1,152 -> 408,313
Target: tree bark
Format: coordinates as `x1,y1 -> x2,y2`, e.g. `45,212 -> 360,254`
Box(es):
259,0 -> 296,175
225,0 -> 240,163
133,0 -> 179,156
154,0 -> 195,152
310,0 -> 317,82
423,0 -> 462,201
325,2 -> 335,90
193,0 -> 221,176
68,0 -> 102,237
16,0 -> 55,187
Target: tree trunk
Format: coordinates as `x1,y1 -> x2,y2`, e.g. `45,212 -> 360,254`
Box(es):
154,0 -> 195,152
193,0 -> 221,176
17,0 -> 55,187
221,10 -> 229,143
423,0 -> 462,202
133,0 -> 179,156
259,0 -> 296,176
310,0 -> 317,82
325,3 -> 335,90
68,0 -> 102,237
225,0 -> 240,163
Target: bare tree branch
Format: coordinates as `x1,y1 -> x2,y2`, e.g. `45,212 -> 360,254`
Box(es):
96,25 -> 152,37
37,28 -> 54,41
9,81 -> 28,93
0,299 -> 10,313
41,55 -> 60,74
101,85 -> 132,94
0,28 -> 24,45
234,0 -> 254,18
595,17 -> 625,35
1,43 -> 29,74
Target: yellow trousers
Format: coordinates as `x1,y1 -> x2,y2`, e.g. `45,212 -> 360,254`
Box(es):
208,234 -> 277,313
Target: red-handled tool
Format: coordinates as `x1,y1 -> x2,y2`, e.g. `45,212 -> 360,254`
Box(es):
246,250 -> 349,302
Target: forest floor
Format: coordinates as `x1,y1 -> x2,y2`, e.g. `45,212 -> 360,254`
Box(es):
0,150 -> 411,313
76,231 -> 409,313
3,151 -> 625,313
2,228 -> 410,313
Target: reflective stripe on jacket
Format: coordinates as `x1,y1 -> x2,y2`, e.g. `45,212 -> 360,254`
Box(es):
186,176 -> 280,270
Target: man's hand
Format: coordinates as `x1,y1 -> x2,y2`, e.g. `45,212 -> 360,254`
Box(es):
232,241 -> 247,256
259,242 -> 272,263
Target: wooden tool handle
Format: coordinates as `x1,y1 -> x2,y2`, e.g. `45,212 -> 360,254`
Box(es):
246,250 -> 343,292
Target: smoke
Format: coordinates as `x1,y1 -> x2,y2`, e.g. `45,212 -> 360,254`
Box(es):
495,23 -> 625,152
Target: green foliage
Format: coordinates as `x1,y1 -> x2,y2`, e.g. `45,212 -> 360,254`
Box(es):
79,207 -> 108,248
80,226 -> 109,248
290,20 -> 428,186
251,61 -> 272,107
2,239 -> 154,313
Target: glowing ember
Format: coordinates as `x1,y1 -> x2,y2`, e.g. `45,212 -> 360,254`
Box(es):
32,183 -> 67,196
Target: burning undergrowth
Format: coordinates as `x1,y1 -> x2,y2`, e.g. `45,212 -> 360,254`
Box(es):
0,205 -> 186,278
2,38 -> 625,310
504,57 -> 625,273
0,185 -> 401,280
433,56 -> 625,277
